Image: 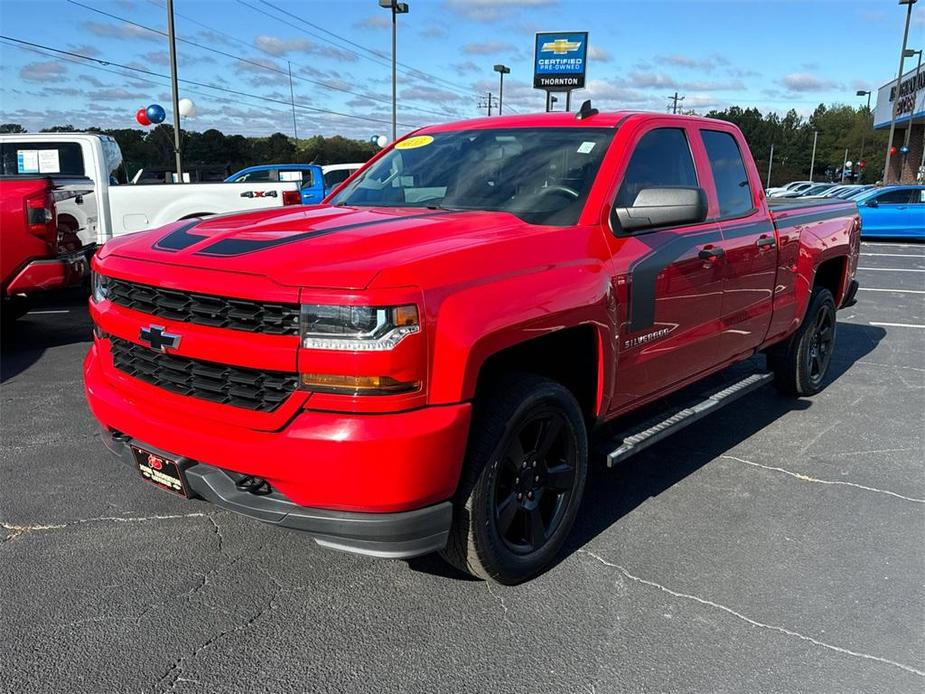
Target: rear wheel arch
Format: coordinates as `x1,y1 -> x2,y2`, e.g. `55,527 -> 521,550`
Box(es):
813,256 -> 847,305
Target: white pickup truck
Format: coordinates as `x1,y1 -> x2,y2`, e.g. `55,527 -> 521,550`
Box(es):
0,133 -> 302,248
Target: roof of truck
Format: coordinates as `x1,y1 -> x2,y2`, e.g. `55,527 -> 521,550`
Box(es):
418,110 -> 727,133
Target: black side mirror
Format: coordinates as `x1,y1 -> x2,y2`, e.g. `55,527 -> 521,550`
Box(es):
865,198 -> 879,208
612,186 -> 708,233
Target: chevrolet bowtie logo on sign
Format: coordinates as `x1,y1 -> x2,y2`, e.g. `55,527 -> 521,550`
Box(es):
541,38 -> 582,55
534,31 -> 589,90
139,325 -> 181,353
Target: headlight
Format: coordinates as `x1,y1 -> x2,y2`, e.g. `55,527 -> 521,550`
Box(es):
91,271 -> 110,303
300,304 -> 419,351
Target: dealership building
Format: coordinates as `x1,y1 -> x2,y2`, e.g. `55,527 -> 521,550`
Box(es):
875,64 -> 925,183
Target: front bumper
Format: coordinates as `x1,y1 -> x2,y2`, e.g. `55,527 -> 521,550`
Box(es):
5,246 -> 91,296
102,429 -> 453,558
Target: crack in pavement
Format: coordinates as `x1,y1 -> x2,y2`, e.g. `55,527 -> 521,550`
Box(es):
485,581 -> 516,636
722,455 -> 925,503
578,549 -> 925,678
1,513 -> 210,543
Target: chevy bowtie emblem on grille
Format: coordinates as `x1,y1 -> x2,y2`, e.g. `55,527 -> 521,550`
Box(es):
139,325 -> 181,352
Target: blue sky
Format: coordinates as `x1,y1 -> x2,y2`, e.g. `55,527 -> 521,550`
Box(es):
0,0 -> 922,140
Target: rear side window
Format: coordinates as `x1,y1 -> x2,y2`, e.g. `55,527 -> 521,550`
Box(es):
702,130 -> 753,218
236,169 -> 274,183
324,169 -> 352,187
615,128 -> 697,207
0,142 -> 85,176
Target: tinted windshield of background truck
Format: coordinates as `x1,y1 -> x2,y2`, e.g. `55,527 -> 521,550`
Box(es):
330,128 -> 614,226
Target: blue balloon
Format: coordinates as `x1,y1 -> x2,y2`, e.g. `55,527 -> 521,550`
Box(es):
146,104 -> 166,124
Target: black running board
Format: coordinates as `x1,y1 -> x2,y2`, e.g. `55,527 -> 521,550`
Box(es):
604,372 -> 774,467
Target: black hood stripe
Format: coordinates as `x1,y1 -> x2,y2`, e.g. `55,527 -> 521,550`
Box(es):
152,220 -> 204,252
192,210 -> 451,257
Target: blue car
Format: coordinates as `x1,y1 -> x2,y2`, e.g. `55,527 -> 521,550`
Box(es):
854,185 -> 925,240
225,164 -> 326,205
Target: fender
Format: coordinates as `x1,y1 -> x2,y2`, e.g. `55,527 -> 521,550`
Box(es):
793,215 -> 857,323
427,260 -> 615,411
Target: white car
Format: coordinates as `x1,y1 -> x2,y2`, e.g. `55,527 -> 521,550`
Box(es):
0,133 -> 302,248
766,181 -> 813,197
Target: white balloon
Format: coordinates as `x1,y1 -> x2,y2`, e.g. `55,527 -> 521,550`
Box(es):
845,161 -> 853,168
178,98 -> 197,117
376,135 -> 389,148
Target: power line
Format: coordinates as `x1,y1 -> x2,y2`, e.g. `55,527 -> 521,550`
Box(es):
0,35 -> 415,128
67,0 -> 455,121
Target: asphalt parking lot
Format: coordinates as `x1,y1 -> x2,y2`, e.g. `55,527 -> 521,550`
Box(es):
2,241 -> 923,694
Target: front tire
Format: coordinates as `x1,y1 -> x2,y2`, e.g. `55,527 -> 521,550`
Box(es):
769,287 -> 837,396
441,374 -> 588,585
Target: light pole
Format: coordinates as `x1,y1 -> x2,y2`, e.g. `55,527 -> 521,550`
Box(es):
379,0 -> 408,143
809,130 -> 818,181
901,48 -> 922,159
883,0 -> 918,184
493,64 -> 510,115
166,0 -> 183,181
856,89 -> 871,177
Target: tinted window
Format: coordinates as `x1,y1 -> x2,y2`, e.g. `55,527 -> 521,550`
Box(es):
235,169 -> 273,183
324,169 -> 352,187
0,141 -> 85,176
876,189 -> 914,204
332,128 -> 614,226
702,130 -> 753,217
615,128 -> 697,208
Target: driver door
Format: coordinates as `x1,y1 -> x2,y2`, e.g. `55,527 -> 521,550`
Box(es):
602,124 -> 726,413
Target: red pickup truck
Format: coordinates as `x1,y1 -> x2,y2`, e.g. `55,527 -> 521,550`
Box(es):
1,175 -> 92,324
84,109 -> 860,584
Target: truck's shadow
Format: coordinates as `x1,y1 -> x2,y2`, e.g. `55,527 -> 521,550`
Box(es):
1,289 -> 92,383
408,322 -> 887,583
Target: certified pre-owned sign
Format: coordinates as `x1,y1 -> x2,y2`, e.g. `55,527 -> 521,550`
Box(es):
533,32 -> 588,90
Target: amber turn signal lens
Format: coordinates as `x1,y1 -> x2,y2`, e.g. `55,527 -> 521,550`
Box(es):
299,373 -> 420,395
393,305 -> 419,327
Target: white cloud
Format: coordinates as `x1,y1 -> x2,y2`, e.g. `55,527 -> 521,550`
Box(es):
254,35 -> 356,61
83,21 -> 161,42
780,73 -> 840,92
446,0 -> 555,21
588,46 -> 613,63
463,41 -> 517,55
20,61 -> 67,83
354,15 -> 391,30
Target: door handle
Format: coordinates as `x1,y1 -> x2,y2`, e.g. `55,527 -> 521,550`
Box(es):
698,246 -> 724,260
756,235 -> 776,249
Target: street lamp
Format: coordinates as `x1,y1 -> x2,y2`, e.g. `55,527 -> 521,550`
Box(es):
378,0 -> 409,142
493,64 -> 510,116
856,90 -> 872,178
901,48 -> 922,160
883,0 -> 918,183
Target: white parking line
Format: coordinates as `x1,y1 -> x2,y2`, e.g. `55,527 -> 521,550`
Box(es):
862,253 -> 925,258
857,287 -> 925,294
869,321 -> 925,329
857,267 -> 925,272
862,242 -> 922,248
26,310 -> 70,315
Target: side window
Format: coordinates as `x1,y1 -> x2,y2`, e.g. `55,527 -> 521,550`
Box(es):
876,189 -> 913,204
280,169 -> 311,187
324,169 -> 351,188
237,170 -> 273,183
615,128 -> 697,208
702,130 -> 753,218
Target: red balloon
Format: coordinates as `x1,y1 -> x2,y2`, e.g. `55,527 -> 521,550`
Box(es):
135,107 -> 151,126
890,146 -> 898,155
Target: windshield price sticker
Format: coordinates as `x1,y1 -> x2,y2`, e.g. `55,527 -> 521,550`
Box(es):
38,149 -> 60,173
577,142 -> 596,154
395,135 -> 434,150
17,150 -> 39,174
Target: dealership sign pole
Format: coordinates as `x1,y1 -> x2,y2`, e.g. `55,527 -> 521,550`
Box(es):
534,32 -> 588,112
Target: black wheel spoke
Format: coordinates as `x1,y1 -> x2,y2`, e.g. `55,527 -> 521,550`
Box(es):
534,416 -> 563,459
506,435 -> 526,469
496,492 -> 519,534
527,506 -> 546,548
545,462 -> 575,491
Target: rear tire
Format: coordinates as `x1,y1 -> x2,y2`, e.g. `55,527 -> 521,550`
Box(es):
440,374 -> 588,585
769,287 -> 836,396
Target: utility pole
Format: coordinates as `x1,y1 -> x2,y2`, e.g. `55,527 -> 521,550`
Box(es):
479,92 -> 498,116
166,0 -> 183,181
667,91 -> 685,114
493,64 -> 510,115
856,89 -> 872,178
379,0 -> 409,142
287,61 -> 298,140
902,49 -> 922,155
809,130 -> 818,181
766,143 -> 774,190
841,148 -> 849,183
883,0 -> 917,184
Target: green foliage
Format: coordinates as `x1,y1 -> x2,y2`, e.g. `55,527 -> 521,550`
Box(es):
705,104 -> 888,185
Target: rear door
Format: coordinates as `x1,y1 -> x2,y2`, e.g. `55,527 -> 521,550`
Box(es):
604,123 -> 726,411
699,128 -> 778,359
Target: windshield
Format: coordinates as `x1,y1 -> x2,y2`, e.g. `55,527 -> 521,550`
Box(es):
330,127 -> 614,226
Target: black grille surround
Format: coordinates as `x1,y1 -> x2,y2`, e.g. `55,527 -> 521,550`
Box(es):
110,337 -> 298,412
107,277 -> 301,336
